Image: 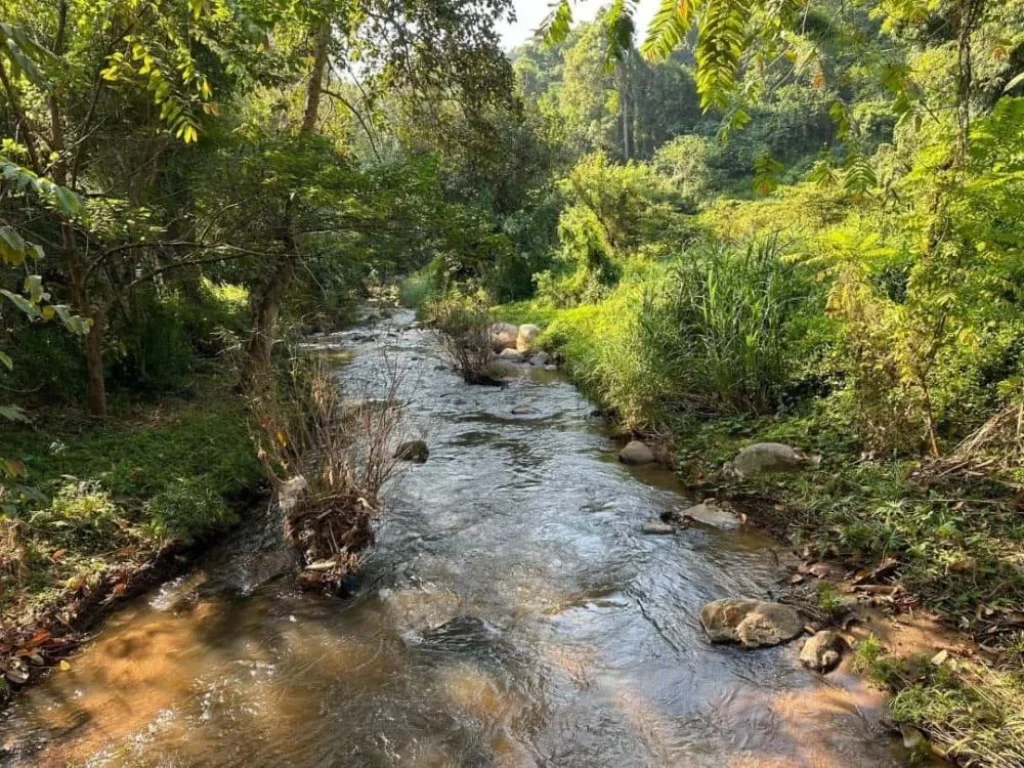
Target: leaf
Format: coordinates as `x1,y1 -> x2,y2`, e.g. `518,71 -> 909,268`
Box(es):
0,225 -> 27,264
54,186 -> 82,216
540,0 -> 573,47
0,350 -> 12,370
0,289 -> 41,319
0,405 -> 27,422
1004,71 -> 1024,93
59,659 -> 71,671
641,0 -> 696,62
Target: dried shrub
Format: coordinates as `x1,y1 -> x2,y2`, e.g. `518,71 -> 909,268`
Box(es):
428,294 -> 499,385
249,350 -> 404,594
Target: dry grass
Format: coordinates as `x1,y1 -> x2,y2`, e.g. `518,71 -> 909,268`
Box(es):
249,350 -> 405,594
428,295 -> 500,385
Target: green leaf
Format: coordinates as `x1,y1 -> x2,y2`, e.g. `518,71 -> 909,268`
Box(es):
54,186 -> 82,216
541,1 -> 573,47
0,288 -> 40,319
0,226 -> 27,265
641,0 -> 697,62
0,350 -> 12,370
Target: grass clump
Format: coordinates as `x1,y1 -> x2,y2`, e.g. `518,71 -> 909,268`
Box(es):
853,635 -> 1024,768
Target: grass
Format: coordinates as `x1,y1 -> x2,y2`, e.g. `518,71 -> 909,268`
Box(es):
0,371 -> 261,621
853,636 -> 1024,767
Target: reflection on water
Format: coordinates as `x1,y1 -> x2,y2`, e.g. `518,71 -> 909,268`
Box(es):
1,309 -> 920,767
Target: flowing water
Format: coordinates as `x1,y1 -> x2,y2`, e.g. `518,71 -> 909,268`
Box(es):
1,309 -> 919,767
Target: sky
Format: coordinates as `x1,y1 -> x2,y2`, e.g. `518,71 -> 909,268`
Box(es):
498,0 -> 659,51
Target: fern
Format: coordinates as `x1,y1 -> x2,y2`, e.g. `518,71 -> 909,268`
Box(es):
696,0 -> 752,111
641,0 -> 699,62
842,153 -> 878,199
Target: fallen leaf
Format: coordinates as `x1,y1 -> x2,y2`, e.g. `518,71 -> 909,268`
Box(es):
930,649 -> 949,666
59,659 -> 71,671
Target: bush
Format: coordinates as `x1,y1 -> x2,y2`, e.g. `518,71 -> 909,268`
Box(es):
29,480 -> 128,550
427,292 -> 498,384
399,269 -> 435,309
144,477 -> 236,544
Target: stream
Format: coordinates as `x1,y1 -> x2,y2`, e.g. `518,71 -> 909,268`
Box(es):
1,309 -> 918,767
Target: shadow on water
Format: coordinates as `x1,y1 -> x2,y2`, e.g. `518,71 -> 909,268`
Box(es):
0,309 -> 934,767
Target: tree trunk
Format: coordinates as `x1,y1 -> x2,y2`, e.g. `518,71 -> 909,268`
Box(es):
243,20 -> 329,382
302,23 -> 331,135
84,312 -> 107,419
244,256 -> 296,385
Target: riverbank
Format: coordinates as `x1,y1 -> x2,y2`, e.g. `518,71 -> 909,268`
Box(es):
0,372 -> 263,707
491,301 -> 1024,768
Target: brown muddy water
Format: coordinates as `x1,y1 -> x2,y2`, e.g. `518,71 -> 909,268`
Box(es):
2,310 -> 921,767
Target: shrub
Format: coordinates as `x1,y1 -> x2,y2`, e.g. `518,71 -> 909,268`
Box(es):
427,293 -> 498,384
29,480 -> 128,549
144,477 -> 236,544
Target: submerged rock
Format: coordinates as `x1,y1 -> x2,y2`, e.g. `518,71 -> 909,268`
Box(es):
489,323 -> 519,352
641,522 -> 675,535
529,351 -> 550,367
619,440 -> 656,465
498,348 -> 526,363
516,324 -> 541,352
729,442 -> 821,477
799,630 -> 845,673
700,598 -> 804,647
395,440 -> 429,463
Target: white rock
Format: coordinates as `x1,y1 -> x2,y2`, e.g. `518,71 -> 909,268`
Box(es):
489,323 -> 519,352
516,324 -> 541,352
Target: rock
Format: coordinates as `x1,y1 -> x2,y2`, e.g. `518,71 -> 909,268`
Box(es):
529,351 -> 550,366
407,320 -> 422,330
699,598 -> 804,647
395,440 -> 429,463
642,522 -> 675,535
729,442 -> 821,478
511,406 -> 539,415
619,440 -> 656,465
489,322 -> 519,352
799,630 -> 845,672
543,364 -> 558,371
516,324 -> 541,352
498,348 -> 526,363
681,502 -> 741,530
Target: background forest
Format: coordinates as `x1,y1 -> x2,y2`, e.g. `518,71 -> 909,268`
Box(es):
2,0 -> 1024,763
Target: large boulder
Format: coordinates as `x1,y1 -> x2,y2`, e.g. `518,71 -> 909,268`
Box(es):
489,323 -> 519,352
498,348 -> 526,363
516,324 -> 541,352
699,598 -> 804,647
729,442 -> 821,478
799,630 -> 845,673
619,440 -> 656,465
395,440 -> 429,463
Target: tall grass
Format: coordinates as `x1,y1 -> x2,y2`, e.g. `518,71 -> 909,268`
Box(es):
640,237 -> 808,415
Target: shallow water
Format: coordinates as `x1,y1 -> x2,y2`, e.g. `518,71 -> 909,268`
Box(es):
1,309 -> 916,767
